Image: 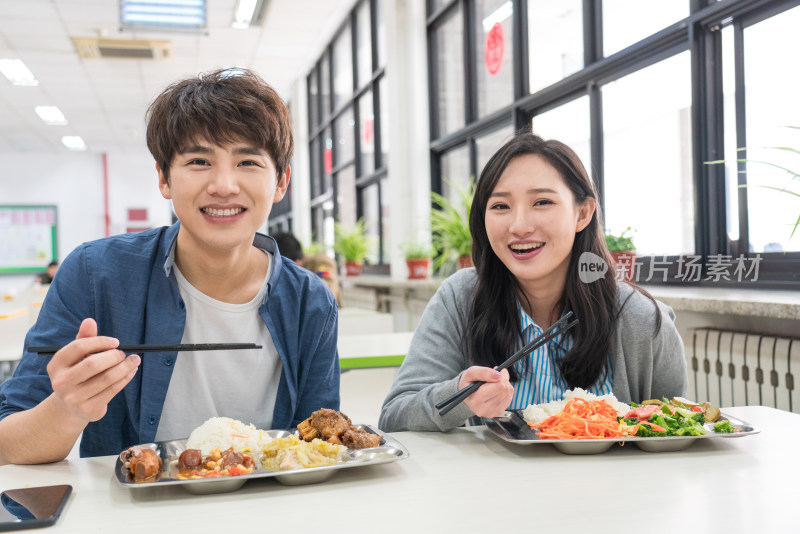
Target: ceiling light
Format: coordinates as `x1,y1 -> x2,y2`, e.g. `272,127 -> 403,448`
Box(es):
232,0 -> 258,28
482,1 -> 513,32
0,59 -> 39,86
61,136 -> 88,151
35,106 -> 68,126
120,0 -> 206,32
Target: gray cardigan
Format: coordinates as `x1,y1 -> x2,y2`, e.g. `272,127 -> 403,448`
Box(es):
378,268 -> 688,432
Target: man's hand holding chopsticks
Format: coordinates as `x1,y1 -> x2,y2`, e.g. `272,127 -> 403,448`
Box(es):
47,318 -> 141,424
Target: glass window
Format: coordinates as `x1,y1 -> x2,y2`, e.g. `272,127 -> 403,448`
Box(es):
336,165 -> 357,228
475,0 -> 514,118
434,6 -> 465,136
356,1 -> 372,88
721,26 -> 739,245
332,27 -> 353,110
528,0 -> 583,93
376,0 -> 386,68
308,69 -> 319,129
532,95 -> 591,175
602,52 -> 694,256
334,106 -> 356,168
310,136 -> 322,198
379,76 -> 389,168
602,1 -> 688,57
475,125 -> 515,177
320,54 -> 331,120
312,199 -> 336,250
429,0 -> 447,14
741,6 -> 800,253
358,91 -> 375,176
440,143 -> 471,203
362,182 -> 386,263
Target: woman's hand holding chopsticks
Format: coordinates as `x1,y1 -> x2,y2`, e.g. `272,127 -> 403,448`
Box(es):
457,367 -> 514,418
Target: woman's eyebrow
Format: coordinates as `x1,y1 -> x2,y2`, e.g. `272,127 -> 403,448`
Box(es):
490,187 -> 558,197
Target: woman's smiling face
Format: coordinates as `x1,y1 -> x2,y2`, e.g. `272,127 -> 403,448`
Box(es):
484,153 -> 594,294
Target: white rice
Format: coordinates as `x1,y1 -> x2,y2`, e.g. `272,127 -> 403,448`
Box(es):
521,388 -> 631,426
185,417 -> 272,455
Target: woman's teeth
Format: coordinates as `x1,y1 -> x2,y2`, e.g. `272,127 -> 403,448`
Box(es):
203,208 -> 243,217
510,243 -> 544,253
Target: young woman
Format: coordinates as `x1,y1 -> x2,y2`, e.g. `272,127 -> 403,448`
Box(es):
379,131 -> 687,432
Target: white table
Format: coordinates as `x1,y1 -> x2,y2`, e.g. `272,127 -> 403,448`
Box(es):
337,331 -> 413,369
0,406 -> 796,533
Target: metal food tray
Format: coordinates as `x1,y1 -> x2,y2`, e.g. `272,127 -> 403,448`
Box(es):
485,410 -> 760,455
115,425 -> 408,494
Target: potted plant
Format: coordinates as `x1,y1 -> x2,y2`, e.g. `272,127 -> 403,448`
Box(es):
431,180 -> 474,273
604,227 -> 636,281
333,218 -> 371,276
402,241 -> 433,280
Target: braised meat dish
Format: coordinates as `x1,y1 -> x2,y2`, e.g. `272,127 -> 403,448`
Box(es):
120,446 -> 162,481
177,447 -> 255,478
297,409 -> 382,449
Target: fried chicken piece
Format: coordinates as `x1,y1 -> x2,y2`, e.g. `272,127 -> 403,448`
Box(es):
311,408 -> 352,441
341,427 -> 382,449
297,416 -> 320,441
120,446 -> 162,481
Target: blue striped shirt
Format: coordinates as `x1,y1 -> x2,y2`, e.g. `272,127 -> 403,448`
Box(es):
507,305 -> 613,410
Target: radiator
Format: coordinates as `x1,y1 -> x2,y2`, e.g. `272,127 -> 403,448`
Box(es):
687,328 -> 799,413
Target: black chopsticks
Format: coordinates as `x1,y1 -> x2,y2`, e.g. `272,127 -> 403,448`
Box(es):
435,312 -> 578,416
28,343 -> 263,356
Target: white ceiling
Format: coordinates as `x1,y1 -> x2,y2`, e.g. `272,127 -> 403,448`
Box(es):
0,0 -> 356,154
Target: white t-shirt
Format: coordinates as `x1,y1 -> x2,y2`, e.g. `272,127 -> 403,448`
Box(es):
154,252 -> 282,441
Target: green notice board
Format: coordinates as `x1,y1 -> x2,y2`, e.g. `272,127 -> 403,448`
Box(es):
0,205 -> 58,273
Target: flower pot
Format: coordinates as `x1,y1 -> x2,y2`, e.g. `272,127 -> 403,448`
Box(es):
458,255 -> 473,269
344,261 -> 363,276
609,251 -> 636,281
406,258 -> 431,280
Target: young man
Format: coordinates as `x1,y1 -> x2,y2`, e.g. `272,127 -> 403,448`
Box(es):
0,68 -> 340,464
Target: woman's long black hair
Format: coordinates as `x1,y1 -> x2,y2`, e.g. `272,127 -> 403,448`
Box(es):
463,130 -> 661,388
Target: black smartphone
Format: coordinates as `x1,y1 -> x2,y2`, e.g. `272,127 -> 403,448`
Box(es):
0,485 -> 72,531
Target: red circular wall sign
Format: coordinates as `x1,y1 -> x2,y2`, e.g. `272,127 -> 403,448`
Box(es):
485,22 -> 504,76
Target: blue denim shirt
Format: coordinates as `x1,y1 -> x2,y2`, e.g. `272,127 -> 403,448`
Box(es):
0,223 -> 340,457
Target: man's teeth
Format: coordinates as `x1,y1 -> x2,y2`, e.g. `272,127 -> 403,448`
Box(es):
510,243 -> 544,252
203,208 -> 243,217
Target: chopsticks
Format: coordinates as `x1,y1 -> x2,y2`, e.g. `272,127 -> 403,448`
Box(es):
28,343 -> 263,356
435,312 -> 578,416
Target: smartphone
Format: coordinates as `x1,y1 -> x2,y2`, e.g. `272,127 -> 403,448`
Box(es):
0,485 -> 72,531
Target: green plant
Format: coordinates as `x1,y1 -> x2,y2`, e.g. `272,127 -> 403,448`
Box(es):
604,227 -> 635,252
430,180 -> 474,271
706,125 -> 800,238
333,218 -> 371,263
402,240 -> 433,260
303,241 -> 327,255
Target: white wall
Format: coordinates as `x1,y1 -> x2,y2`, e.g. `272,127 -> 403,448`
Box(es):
0,148 -> 171,294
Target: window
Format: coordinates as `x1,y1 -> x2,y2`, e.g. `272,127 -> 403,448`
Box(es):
602,52 -> 694,256
427,0 -> 800,287
301,0 -> 389,268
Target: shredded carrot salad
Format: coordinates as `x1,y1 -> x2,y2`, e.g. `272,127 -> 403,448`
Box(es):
533,398 -> 636,440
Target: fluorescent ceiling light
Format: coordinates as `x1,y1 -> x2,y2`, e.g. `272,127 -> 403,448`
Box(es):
35,106 -> 68,126
61,136 -> 88,151
482,1 -> 513,32
232,0 -> 258,28
120,0 -> 206,31
0,59 -> 39,86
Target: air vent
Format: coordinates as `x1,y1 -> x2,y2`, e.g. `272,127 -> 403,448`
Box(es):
72,38 -> 172,60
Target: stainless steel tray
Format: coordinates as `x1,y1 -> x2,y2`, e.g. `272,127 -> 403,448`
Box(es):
485,410 -> 760,455
115,425 -> 408,494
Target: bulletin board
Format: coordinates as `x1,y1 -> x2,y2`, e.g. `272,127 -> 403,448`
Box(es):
0,205 -> 58,273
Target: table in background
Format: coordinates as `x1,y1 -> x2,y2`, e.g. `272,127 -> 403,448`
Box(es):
0,406 -> 796,533
337,331 -> 413,369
